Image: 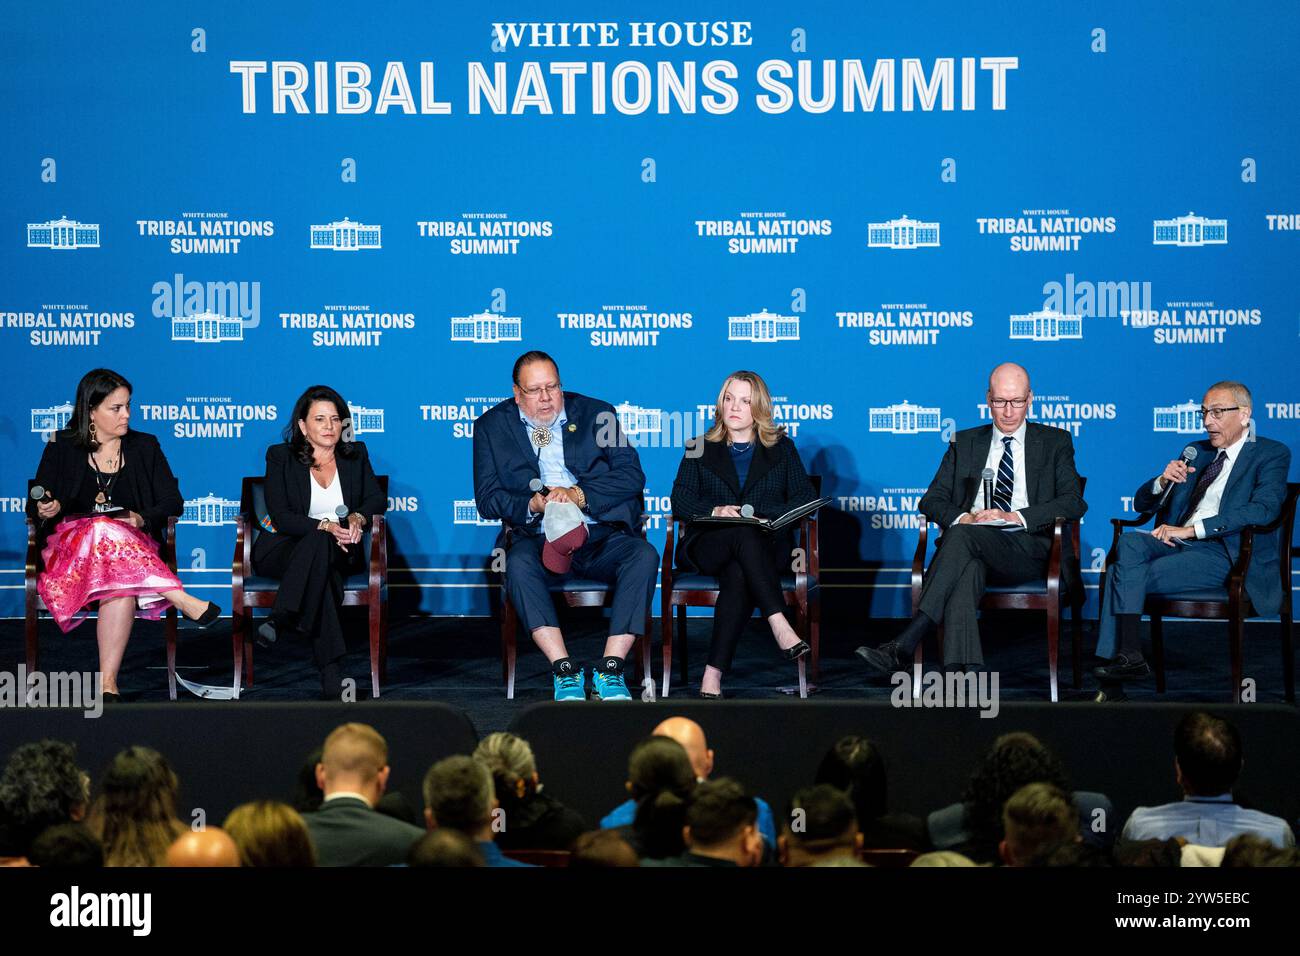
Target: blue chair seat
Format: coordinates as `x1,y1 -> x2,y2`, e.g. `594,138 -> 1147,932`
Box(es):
671,573 -> 799,591
1149,589 -> 1230,604
985,581 -> 1049,595
546,577 -> 610,593
242,573 -> 377,592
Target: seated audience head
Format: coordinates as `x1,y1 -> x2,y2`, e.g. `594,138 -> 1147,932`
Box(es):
999,783 -> 1079,866
1222,833 -> 1298,868
962,732 -> 1071,855
408,828 -> 486,868
28,824 -> 103,869
627,736 -> 696,859
1030,840 -> 1112,868
316,723 -> 391,806
910,851 -> 979,867
703,370 -> 785,446
1114,839 -> 1184,868
88,746 -> 184,867
292,746 -> 326,813
814,735 -> 889,825
652,717 -> 713,781
223,800 -> 316,867
1174,711 -> 1243,797
286,384 -> 357,462
512,350 -> 563,426
423,755 -> 497,841
684,778 -> 762,867
164,827 -> 240,867
780,785 -> 862,868
569,830 -> 640,868
0,740 -> 89,860
473,732 -> 539,811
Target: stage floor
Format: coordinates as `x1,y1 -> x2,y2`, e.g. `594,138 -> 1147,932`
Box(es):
2,613 -> 1293,732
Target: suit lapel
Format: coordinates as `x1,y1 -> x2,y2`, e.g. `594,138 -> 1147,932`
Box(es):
742,440 -> 777,494
297,455 -> 313,510
505,403 -> 541,477
702,439 -> 741,497
561,398 -> 580,477
1023,425 -> 1045,504
1219,438 -> 1256,507
338,452 -> 356,508
966,426 -> 994,507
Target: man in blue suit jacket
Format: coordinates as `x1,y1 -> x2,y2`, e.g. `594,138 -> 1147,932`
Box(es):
473,350 -> 658,701
1095,381 -> 1291,688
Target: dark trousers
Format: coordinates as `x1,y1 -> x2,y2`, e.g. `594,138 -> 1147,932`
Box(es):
505,525 -> 658,643
1095,533 -> 1232,659
687,525 -> 790,672
917,523 -> 1051,667
253,531 -> 363,671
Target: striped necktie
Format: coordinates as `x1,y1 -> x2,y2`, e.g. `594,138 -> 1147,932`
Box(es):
1179,450 -> 1227,525
992,436 -> 1015,512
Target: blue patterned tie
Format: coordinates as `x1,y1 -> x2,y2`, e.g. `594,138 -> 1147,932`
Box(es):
1179,450 -> 1227,525
992,436 -> 1014,512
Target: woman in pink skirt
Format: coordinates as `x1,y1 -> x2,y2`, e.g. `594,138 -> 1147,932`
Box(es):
31,369 -> 220,701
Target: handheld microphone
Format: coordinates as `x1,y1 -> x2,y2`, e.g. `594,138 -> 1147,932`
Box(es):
1156,445 -> 1198,509
981,468 -> 995,511
30,485 -> 50,502
334,505 -> 350,522
740,504 -> 755,519
529,478 -> 552,496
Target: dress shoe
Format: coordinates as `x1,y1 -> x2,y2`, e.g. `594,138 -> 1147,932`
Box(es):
854,641 -> 906,678
101,691 -> 123,705
698,690 -> 724,700
1092,686 -> 1130,703
1092,654 -> 1151,682
781,640 -> 811,661
191,601 -> 222,628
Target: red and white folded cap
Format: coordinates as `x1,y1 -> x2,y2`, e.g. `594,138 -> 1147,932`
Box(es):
542,501 -> 589,573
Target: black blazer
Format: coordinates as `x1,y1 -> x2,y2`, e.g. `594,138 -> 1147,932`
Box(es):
670,435 -> 817,569
29,430 -> 182,548
259,441 -> 386,539
302,796 -> 425,867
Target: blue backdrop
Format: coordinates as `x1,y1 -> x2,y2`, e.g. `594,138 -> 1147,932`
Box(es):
3,1 -> 1298,620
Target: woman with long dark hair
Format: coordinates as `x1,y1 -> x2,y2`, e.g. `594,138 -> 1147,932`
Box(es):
253,385 -> 386,699
670,370 -> 817,697
86,746 -> 186,867
30,368 -> 219,701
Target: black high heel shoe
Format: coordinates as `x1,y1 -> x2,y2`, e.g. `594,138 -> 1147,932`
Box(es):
781,640 -> 811,661
191,602 -> 222,628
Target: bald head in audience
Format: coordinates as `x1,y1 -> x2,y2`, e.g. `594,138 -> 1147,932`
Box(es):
165,827 -> 240,867
653,717 -> 714,781
315,723 -> 391,807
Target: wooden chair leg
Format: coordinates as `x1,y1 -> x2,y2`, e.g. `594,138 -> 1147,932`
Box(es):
1150,614 -> 1165,694
379,597 -> 389,684
677,605 -> 689,690
1070,602 -> 1082,690
369,599 -> 381,699
1283,613 -> 1295,704
166,608 -> 178,702
639,629 -> 652,695
501,599 -> 517,700
1229,614 -> 1244,703
24,603 -> 39,675
661,602 -> 674,698
1046,603 -> 1060,703
809,591 -> 822,684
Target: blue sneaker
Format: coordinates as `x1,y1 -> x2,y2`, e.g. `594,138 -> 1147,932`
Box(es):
553,667 -> 586,702
592,668 -> 633,701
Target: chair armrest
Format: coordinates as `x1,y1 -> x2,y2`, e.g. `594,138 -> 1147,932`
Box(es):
25,518 -> 40,579
910,521 -> 930,612
164,516 -> 180,574
1045,518 -> 1066,597
232,515 -> 251,587
368,514 -> 387,593
662,515 -> 676,589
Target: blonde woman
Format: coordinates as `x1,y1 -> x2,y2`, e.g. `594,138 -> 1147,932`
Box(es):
670,371 -> 817,697
223,800 -> 316,867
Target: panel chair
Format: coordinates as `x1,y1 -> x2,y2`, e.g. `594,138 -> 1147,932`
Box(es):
231,475 -> 389,699
25,480 -> 184,700
1098,481 -> 1298,703
497,519 -> 653,701
659,476 -> 822,699
909,477 -> 1088,702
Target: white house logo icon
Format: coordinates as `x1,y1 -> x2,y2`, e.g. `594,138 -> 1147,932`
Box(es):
171,311 -> 244,343
182,493 -> 241,526
728,309 -> 800,342
868,400 -> 942,434
615,402 -> 664,435
1009,309 -> 1083,341
28,216 -> 100,250
1153,400 -> 1203,434
31,401 -> 74,434
310,218 -> 382,251
348,403 -> 385,434
450,310 -> 522,343
867,215 -> 940,250
1153,212 -> 1227,247
453,499 -> 500,526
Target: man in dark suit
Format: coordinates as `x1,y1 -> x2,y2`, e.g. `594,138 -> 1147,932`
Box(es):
1094,381 -> 1291,690
302,723 -> 424,867
473,350 -> 658,702
857,362 -> 1086,673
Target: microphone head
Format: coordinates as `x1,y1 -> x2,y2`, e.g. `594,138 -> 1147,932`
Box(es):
981,468 -> 995,481
335,505 -> 349,518
529,478 -> 544,493
1181,445 -> 1198,464
740,504 -> 755,519
30,485 -> 47,501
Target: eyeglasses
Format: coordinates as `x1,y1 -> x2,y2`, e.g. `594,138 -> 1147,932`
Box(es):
521,383 -> 562,398
988,398 -> 1029,410
1198,406 -> 1241,421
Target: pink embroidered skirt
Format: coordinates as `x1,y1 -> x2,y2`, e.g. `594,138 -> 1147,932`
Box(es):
38,515 -> 183,633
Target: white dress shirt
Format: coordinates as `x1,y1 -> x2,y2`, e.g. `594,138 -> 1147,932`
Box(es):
1153,432 -> 1249,538
520,406 -> 594,526
958,421 -> 1028,526
308,469 -> 346,521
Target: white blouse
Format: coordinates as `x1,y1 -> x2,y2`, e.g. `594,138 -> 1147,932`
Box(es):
308,470 -> 346,521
